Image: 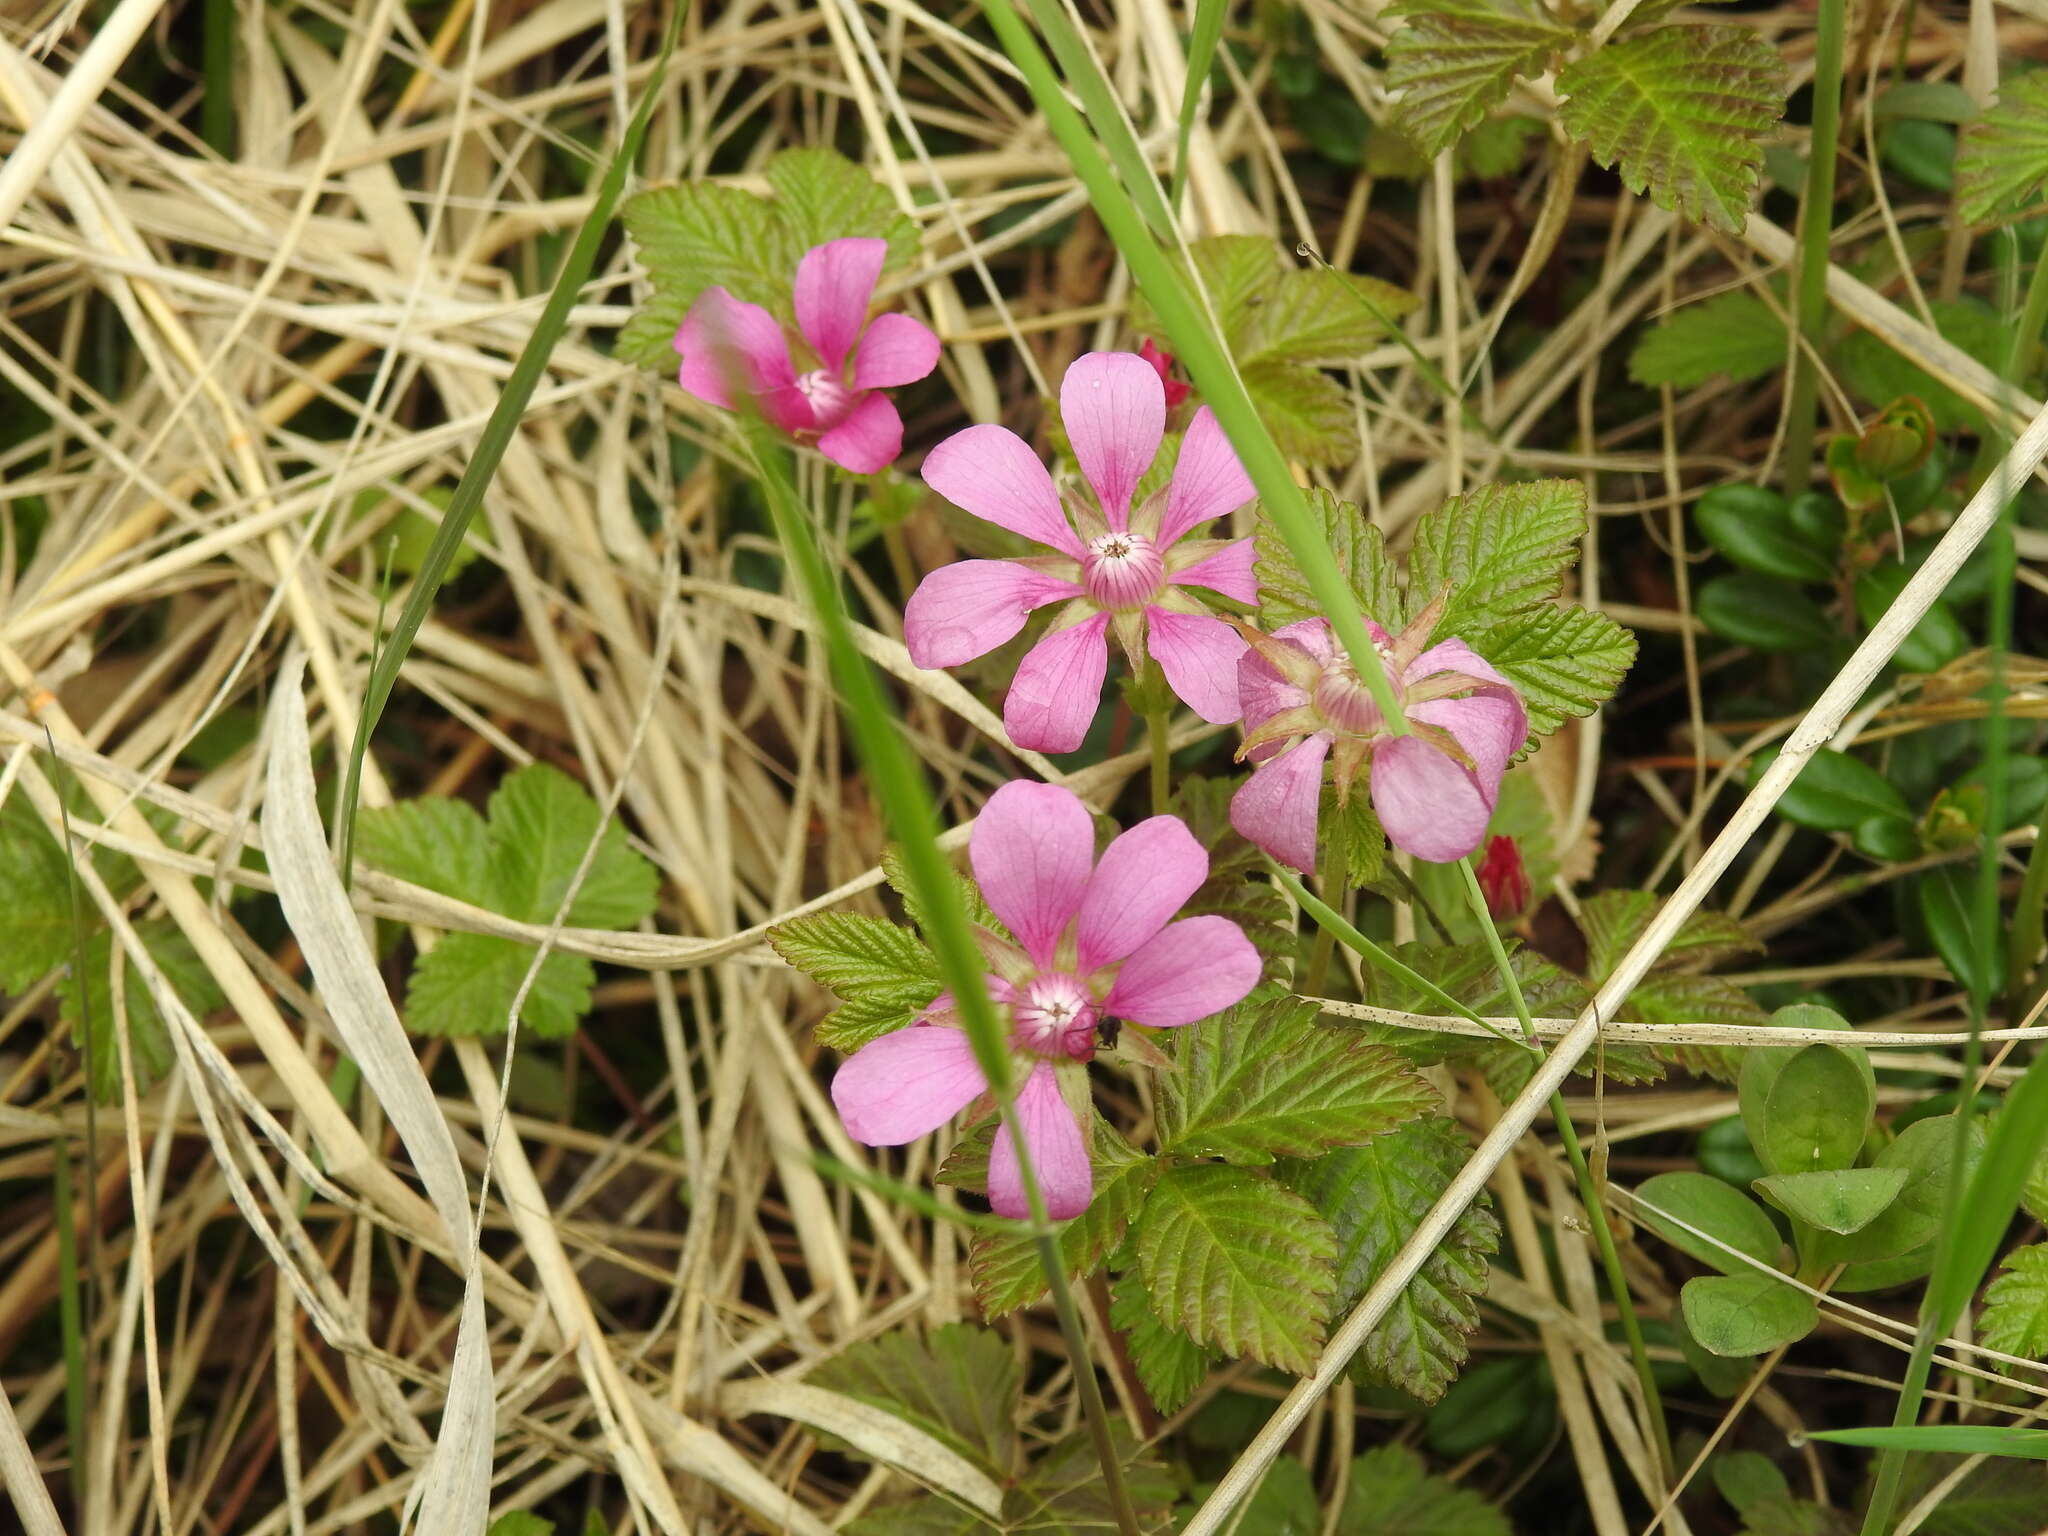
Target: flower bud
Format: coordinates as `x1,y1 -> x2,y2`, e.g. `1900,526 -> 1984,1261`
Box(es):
1476,835 -> 1531,919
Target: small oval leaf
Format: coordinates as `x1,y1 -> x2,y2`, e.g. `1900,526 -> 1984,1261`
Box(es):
1753,1167 -> 1908,1235
1697,574 -> 1837,652
1635,1171 -> 1785,1274
1681,1271 -> 1819,1357
1750,746 -> 1911,833
1695,486 -> 1836,582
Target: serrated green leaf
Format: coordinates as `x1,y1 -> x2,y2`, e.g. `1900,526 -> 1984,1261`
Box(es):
1253,489 -> 1405,630
0,793 -> 82,991
1410,479 -> 1587,635
1469,605 -> 1637,738
1241,358 -> 1356,463
808,1323 -> 1018,1479
1891,1457 -> 2048,1536
768,911 -> 940,998
1239,1458 -> 1320,1535
406,934 -> 594,1038
1109,1271 -> 1214,1415
964,1129 -> 1159,1315
1246,268 -> 1421,364
1134,1163 -> 1336,1373
1384,0 -> 1575,158
483,764 -> 659,928
1735,1497 -> 1855,1536
881,844 -> 998,941
1280,1117 -> 1499,1403
1461,114 -> 1545,179
1982,1243 -> 2048,1363
760,148 -> 919,273
1956,73 -> 2048,223
1324,790 -> 1390,890
1007,1424 -> 1177,1534
357,795 -> 491,904
613,291 -> 691,368
58,921 -> 223,1105
1630,291 -> 1787,388
1632,971 -> 1764,1081
1557,26 -> 1786,233
814,991 -> 929,1052
1130,236 -> 1284,356
1159,996 -> 1435,1164
621,181 -> 785,319
1338,1443 -> 1513,1536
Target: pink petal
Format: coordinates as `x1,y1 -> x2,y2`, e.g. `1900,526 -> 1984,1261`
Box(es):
676,289 -> 795,409
815,391 -> 903,475
830,1024 -> 987,1145
1075,815 -> 1209,972
1146,607 -> 1246,725
1005,612 -> 1110,754
794,237 -> 885,374
923,425 -> 1085,560
1230,733 -> 1331,872
1170,538 -> 1258,603
905,560 -> 1084,668
1276,617 -> 1338,663
1061,352 -> 1164,531
1406,637 -> 1516,692
1104,915 -> 1262,1027
1372,736 -> 1495,863
989,1062 -> 1091,1219
1238,644 -> 1311,747
854,312 -> 941,390
970,780 -> 1097,969
1409,688 -> 1527,791
1159,407 -> 1255,545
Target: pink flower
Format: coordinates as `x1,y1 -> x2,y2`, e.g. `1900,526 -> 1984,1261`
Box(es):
673,237 -> 940,475
830,780 -> 1261,1218
904,352 -> 1259,753
1140,338 -> 1191,408
1229,603 -> 1527,868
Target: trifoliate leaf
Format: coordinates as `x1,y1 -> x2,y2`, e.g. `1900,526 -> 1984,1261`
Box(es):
1410,478 -> 1588,635
768,911 -> 941,997
1159,996 -> 1435,1165
1109,1271 -> 1215,1415
406,934 -> 594,1038
356,795 -> 491,904
58,921 -> 223,1105
483,764 -> 660,929
964,1128 -> 1159,1316
808,1323 -> 1018,1478
1254,488 -> 1406,630
1339,1443 -> 1514,1535
1956,73 -> 2048,223
1280,1116 -> 1498,1404
1383,0 -> 1575,159
760,148 -> 919,274
1982,1244 -> 2048,1364
1471,604 -> 1638,738
1630,291 -> 1787,388
1134,1163 -> 1337,1374
1241,357 -> 1357,464
1557,26 -> 1787,233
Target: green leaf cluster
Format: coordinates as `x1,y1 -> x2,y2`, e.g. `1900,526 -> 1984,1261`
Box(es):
0,788 -> 220,1104
1955,72 -> 2048,223
1129,237 -> 1418,463
814,1324 -> 1177,1534
358,764 -> 659,1037
1634,1005 -> 1982,1359
617,149 -> 919,366
1630,291 -> 1787,389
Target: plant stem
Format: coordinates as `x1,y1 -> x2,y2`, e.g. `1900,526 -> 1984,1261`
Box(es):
1144,666 -> 1172,817
1304,841 -> 1342,997
1781,0 -> 1846,489
1454,858 -> 1676,1481
52,1138 -> 87,1520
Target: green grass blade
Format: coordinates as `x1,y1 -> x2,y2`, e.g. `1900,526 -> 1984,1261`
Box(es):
333,3 -> 686,881
1022,0 -> 1178,241
1816,1426 -> 2048,1459
976,0 -> 1409,735
1171,0 -> 1229,212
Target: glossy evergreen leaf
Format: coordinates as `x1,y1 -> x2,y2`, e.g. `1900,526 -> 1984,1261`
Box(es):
1834,298 -> 2004,433
1557,25 -> 1786,233
1749,746 -> 1910,833
1753,1167 -> 1907,1235
1633,1171 -> 1785,1274
1856,562 -> 1969,674
1280,1117 -> 1499,1403
1835,1114 -> 1984,1291
1681,1270 -> 1818,1357
1696,573 -> 1836,652
1739,1030 -> 1874,1176
1917,863 -> 2005,998
1159,996 -> 1436,1165
1134,1163 -> 1337,1374
1383,0 -> 1574,158
1695,484 -> 1837,583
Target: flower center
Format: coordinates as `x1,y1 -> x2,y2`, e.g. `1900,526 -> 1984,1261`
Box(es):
795,369 -> 857,429
1081,531 -> 1165,609
1011,973 -> 1098,1060
1312,643 -> 1404,737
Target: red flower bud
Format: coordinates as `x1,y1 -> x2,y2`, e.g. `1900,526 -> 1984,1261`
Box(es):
1139,337 -> 1192,408
1476,835 -> 1531,920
